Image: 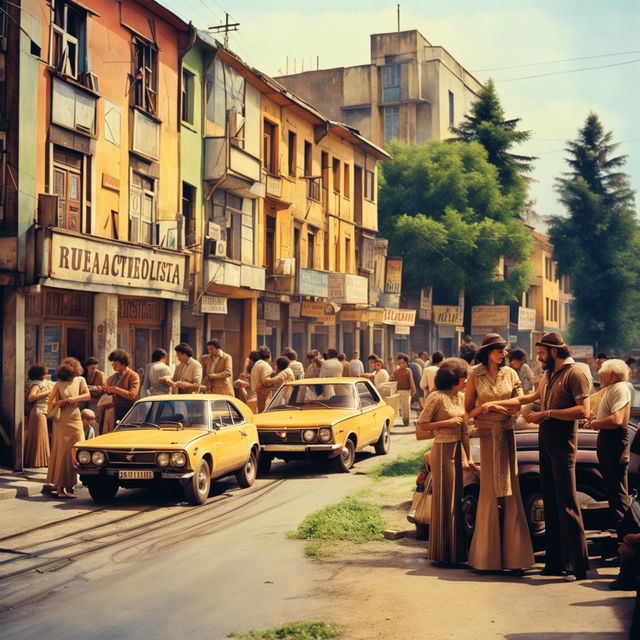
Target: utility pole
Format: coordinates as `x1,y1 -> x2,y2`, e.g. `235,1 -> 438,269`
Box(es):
208,13 -> 239,49
397,4 -> 400,32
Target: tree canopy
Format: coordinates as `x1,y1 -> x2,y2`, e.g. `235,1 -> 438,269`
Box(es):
548,112 -> 638,351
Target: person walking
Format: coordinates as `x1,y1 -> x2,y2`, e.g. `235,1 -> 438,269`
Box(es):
459,335 -> 478,364
167,343 -> 202,395
101,349 -> 141,431
46,358 -> 90,498
251,346 -> 274,412
371,358 -> 390,392
305,349 -> 322,378
416,358 -> 472,565
420,351 -> 444,397
142,349 -> 172,396
391,354 -> 416,426
319,348 -> 343,378
200,339 -> 234,395
282,347 -> 305,380
349,351 -> 365,377
464,334 -> 534,574
408,356 -> 423,414
24,363 -> 53,468
585,358 -> 632,539
84,357 -> 106,413
338,352 -> 351,376
483,332 -> 591,581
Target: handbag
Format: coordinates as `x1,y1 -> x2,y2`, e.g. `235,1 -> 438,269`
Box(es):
47,404 -> 61,421
97,393 -> 114,409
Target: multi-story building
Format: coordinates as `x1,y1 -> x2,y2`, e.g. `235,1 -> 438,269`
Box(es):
276,29 -> 482,149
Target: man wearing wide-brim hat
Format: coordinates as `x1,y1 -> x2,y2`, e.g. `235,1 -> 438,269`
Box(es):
478,331 -> 591,581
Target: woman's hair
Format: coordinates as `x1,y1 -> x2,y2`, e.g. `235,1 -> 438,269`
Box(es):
275,357 -> 289,371
434,358 -> 469,391
600,358 -> 630,382
282,347 -> 297,361
84,356 -> 99,368
174,343 -> 193,358
57,357 -> 83,381
476,345 -> 506,367
28,363 -> 47,380
108,349 -> 131,366
152,348 -> 167,362
306,349 -> 320,361
257,345 -> 271,360
431,351 -> 444,365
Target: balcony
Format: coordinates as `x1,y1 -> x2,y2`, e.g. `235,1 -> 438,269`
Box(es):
203,257 -> 265,291
298,268 -> 329,298
52,76 -> 98,136
204,137 -> 262,197
328,273 -> 369,305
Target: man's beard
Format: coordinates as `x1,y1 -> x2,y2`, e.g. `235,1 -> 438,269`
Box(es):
542,354 -> 555,371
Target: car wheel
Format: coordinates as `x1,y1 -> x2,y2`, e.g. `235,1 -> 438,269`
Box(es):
236,449 -> 258,488
520,479 -> 545,550
332,438 -> 356,473
374,422 -> 391,455
184,458 -> 211,505
461,485 -> 479,546
86,478 -> 119,503
257,453 -> 273,475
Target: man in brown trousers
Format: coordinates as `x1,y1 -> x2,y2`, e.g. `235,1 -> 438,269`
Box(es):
484,332 -> 591,581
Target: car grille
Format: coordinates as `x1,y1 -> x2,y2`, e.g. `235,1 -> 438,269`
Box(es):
106,451 -> 157,465
259,430 -> 304,445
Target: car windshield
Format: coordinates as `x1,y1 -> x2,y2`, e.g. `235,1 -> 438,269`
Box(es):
118,400 -> 208,430
266,383 -> 357,411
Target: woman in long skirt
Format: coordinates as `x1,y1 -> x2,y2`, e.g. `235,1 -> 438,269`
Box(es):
46,358 -> 90,498
24,363 -> 53,467
416,358 -> 472,565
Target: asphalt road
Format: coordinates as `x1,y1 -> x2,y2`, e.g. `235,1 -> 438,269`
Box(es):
0,420 -> 420,640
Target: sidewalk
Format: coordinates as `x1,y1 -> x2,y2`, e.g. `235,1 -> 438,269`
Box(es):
0,466 -> 51,501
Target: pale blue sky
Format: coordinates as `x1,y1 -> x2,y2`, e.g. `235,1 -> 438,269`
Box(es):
164,0 -> 640,222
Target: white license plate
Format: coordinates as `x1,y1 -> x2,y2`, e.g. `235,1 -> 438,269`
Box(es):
118,470 -> 154,480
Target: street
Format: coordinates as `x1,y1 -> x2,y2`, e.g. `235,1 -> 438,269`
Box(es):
0,418 -> 635,640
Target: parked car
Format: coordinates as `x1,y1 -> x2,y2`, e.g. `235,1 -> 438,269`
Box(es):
408,422 -> 640,548
72,395 -> 260,505
253,377 -> 396,473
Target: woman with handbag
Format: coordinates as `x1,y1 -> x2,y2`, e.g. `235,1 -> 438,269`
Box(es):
24,363 -> 53,467
46,358 -> 90,498
416,358 -> 472,565
464,333 -> 534,574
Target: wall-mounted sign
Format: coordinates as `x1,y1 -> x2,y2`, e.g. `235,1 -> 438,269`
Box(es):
298,268 -> 329,297
301,301 -> 326,319
517,306 -> 537,332
383,308 -> 416,327
419,286 -> 433,313
340,309 -> 369,323
471,305 -> 510,332
384,258 -> 403,294
368,308 -> 385,324
395,325 -> 411,335
570,345 -> 594,359
290,302 -> 301,318
263,301 -> 281,321
328,273 -> 369,304
201,296 -> 228,315
433,305 -> 462,326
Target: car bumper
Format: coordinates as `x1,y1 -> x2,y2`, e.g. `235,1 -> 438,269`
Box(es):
77,468 -> 195,479
260,444 -> 343,453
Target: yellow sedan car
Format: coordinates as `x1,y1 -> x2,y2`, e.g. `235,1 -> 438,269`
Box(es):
254,377 -> 396,473
72,395 -> 260,505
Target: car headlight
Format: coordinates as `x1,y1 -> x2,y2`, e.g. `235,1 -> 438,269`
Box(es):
91,450 -> 106,466
302,429 -> 316,443
170,452 -> 187,467
157,453 -> 170,467
77,450 -> 91,465
318,427 -> 333,443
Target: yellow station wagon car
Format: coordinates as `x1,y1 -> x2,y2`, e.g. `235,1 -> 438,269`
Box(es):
72,395 -> 260,505
253,377 -> 396,473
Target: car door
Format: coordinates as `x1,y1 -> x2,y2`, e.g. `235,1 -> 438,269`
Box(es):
209,400 -> 245,474
355,381 -> 379,445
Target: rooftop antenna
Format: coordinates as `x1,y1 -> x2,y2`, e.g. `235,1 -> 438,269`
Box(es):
208,13 -> 239,49
397,4 -> 400,32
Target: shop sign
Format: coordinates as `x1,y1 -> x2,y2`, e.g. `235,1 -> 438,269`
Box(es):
385,258 -> 403,294
438,324 -> 456,339
570,345 -> 594,359
419,286 -> 433,314
395,325 -> 411,335
517,306 -> 537,332
322,314 -> 336,326
471,305 -> 510,332
340,309 -> 368,323
368,308 -> 385,324
263,301 -> 281,321
258,320 -> 271,335
328,273 -> 369,304
43,325 -> 61,376
433,305 -> 462,326
201,296 -> 228,315
301,301 -> 326,319
298,268 -> 329,297
290,302 -> 301,318
383,308 -> 416,327
418,309 -> 432,321
50,231 -> 187,294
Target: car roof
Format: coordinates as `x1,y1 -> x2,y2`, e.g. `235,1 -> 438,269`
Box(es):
282,377 -> 368,386
134,394 -> 241,402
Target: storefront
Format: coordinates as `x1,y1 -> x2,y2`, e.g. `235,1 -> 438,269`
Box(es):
257,298 -> 288,358
202,296 -> 246,380
433,305 -> 463,356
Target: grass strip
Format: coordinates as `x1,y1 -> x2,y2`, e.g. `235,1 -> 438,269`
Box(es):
227,621 -> 343,640
368,443 -> 432,479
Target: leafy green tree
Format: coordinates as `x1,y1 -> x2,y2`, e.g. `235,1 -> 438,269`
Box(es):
379,140 -> 532,306
548,113 -> 638,351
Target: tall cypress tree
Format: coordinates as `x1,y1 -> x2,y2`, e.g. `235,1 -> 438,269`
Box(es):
548,113 -> 638,351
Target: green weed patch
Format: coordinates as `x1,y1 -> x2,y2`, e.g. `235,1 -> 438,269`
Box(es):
228,620 -> 343,640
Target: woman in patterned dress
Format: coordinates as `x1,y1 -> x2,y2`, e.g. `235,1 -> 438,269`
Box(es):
24,363 -> 53,467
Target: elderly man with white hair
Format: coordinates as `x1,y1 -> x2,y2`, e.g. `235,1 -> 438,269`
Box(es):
585,358 -> 632,539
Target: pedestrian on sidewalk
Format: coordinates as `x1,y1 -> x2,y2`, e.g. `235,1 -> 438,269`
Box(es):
465,333 -> 534,575
507,349 -> 533,393
420,351 -> 444,399
305,349 -> 322,378
84,357 -> 106,413
166,343 -> 202,395
24,363 -> 53,468
282,347 -> 305,380
262,356 -> 295,396
371,358 -> 390,392
338,352 -> 351,376
319,348 -> 343,378
234,350 -> 259,404
391,354 -> 416,426
81,409 -> 97,439
46,358 -> 90,499
349,351 -> 364,377
199,339 -> 234,395
102,349 -> 141,431
415,358 -> 472,565
141,349 -> 172,396
251,346 -> 274,412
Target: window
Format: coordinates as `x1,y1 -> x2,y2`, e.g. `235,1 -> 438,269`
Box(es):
210,190 -> 255,263
332,158 -> 340,193
356,382 -> 378,407
133,39 -> 158,115
384,105 -> 400,143
307,230 -> 315,269
544,256 -> 554,280
53,146 -> 83,232
364,169 -> 375,202
263,119 -> 278,174
51,0 -> 85,79
182,182 -> 196,246
448,91 -> 455,128
383,64 -> 401,102
182,69 -> 195,125
129,171 -> 156,244
210,400 -> 244,427
205,58 -> 245,137
343,164 -> 350,198
288,131 -> 297,177
304,141 -> 312,176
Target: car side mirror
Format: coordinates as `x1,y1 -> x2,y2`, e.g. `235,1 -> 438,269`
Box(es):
212,421 -> 223,430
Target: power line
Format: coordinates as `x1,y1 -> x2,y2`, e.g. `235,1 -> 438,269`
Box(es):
497,57 -> 640,82
472,48 -> 640,73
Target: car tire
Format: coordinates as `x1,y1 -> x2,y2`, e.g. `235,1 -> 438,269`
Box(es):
257,453 -> 273,475
461,485 -> 479,547
184,458 -> 211,505
236,449 -> 258,488
86,478 -> 119,503
374,422 -> 391,455
520,478 -> 545,551
332,438 -> 356,473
